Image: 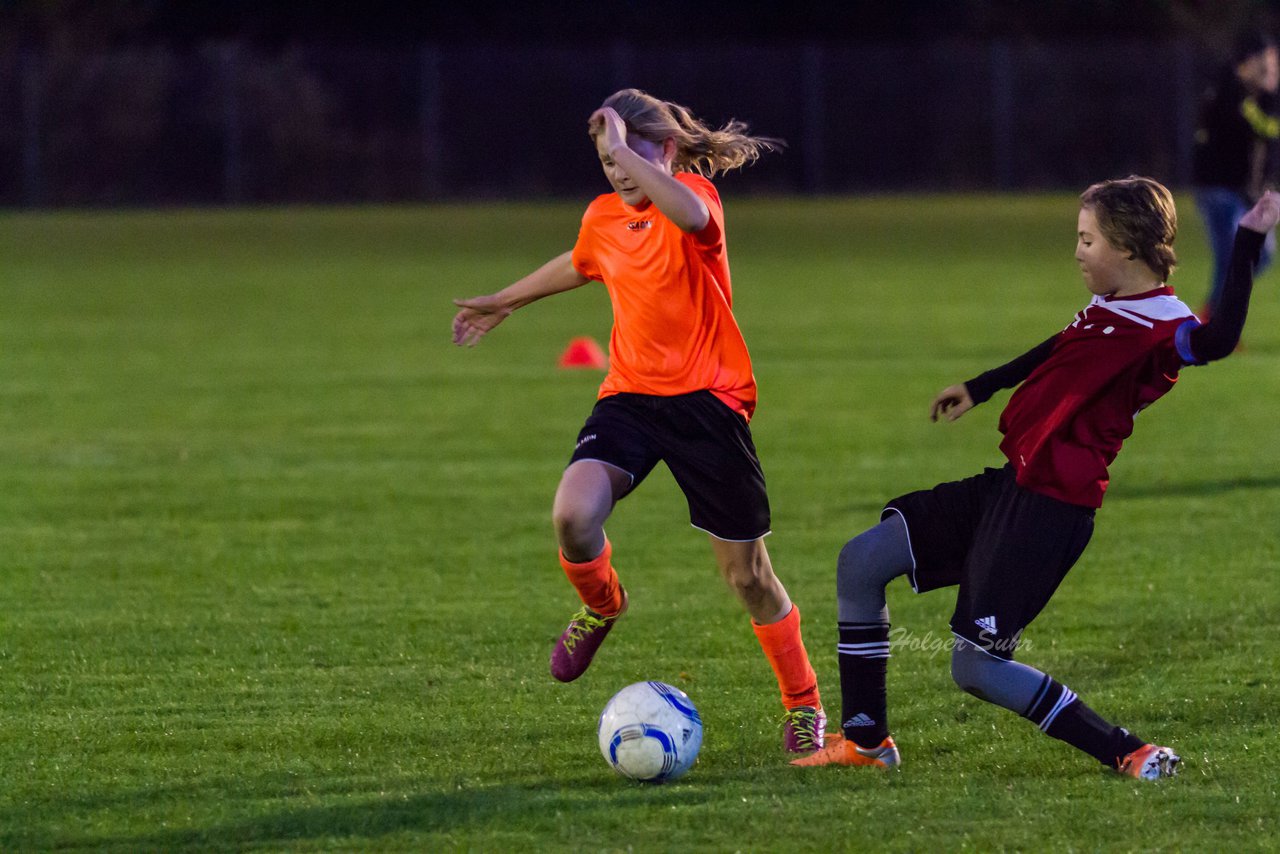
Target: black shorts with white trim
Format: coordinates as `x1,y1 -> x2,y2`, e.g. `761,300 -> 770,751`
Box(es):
883,465 -> 1094,660
568,391 -> 771,541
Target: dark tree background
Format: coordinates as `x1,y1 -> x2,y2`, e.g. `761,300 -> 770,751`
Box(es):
3,1 -> 1280,205
1,1 -> 1277,50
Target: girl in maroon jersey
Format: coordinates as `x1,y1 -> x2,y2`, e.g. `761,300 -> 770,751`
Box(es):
794,179 -> 1280,778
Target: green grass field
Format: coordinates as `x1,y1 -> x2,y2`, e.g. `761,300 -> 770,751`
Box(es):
2,194 -> 1278,852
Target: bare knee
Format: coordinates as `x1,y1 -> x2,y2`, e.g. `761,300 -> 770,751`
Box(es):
551,490 -> 595,541
552,461 -> 628,560
551,498 -> 605,559
710,537 -> 788,623
720,548 -> 775,597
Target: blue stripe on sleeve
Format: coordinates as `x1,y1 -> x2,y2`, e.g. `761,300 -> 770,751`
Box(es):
1174,317 -> 1203,365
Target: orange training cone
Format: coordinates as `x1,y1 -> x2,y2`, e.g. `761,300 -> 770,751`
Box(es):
558,336 -> 607,369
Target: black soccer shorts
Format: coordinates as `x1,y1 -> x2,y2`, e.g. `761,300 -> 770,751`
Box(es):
567,391 -> 771,541
883,465 -> 1094,659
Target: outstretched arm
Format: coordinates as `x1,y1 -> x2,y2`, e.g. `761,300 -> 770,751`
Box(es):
930,384 -> 977,422
451,251 -> 589,347
591,107 -> 710,233
1180,190 -> 1280,364
929,335 -> 1058,422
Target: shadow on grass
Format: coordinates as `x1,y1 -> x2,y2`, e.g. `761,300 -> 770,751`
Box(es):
1107,474 -> 1280,501
2,772 -> 724,851
827,475 -> 1280,515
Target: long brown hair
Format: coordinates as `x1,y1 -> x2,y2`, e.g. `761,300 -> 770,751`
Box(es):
1080,176 -> 1178,281
590,88 -> 784,177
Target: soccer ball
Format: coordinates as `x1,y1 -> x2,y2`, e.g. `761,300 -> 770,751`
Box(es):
597,681 -> 703,782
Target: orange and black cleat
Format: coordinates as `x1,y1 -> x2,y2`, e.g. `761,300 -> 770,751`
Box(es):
790,730 -> 901,769
1118,744 -> 1180,780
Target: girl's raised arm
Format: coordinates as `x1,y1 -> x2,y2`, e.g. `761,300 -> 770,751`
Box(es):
591,107 -> 710,233
1182,190 -> 1280,363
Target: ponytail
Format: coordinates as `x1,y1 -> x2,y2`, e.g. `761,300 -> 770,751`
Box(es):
591,88 -> 784,177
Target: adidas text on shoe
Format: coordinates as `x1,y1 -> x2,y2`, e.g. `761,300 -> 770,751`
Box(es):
549,589 -> 628,683
1118,744 -> 1180,780
782,705 -> 827,753
790,731 -> 901,769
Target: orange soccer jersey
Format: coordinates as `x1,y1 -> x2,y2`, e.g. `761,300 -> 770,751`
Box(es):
570,172 -> 757,419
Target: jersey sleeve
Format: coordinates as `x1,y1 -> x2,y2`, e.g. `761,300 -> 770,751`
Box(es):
964,334 -> 1059,405
570,203 -> 603,282
1180,227 -> 1265,365
679,173 -> 725,249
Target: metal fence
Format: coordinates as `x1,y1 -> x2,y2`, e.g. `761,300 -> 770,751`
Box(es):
0,39 -> 1210,207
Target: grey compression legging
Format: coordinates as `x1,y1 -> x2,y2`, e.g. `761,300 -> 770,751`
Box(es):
836,513 -> 1052,716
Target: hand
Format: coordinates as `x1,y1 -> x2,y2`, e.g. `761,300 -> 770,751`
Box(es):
451,294 -> 512,347
930,384 -> 974,422
1240,190 -> 1280,234
589,106 -> 628,154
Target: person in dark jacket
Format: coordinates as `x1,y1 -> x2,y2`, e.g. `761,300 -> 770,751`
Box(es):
1193,33 -> 1280,317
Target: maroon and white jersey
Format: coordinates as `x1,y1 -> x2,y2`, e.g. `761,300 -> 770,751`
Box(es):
998,287 -> 1198,508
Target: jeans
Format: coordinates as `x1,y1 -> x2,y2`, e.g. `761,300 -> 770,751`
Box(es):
1195,186 -> 1275,311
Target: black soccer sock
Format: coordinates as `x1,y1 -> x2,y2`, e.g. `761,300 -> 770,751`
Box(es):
837,621 -> 891,748
1022,675 -> 1146,767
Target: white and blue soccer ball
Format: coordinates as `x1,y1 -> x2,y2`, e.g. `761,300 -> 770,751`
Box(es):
598,681 -> 703,783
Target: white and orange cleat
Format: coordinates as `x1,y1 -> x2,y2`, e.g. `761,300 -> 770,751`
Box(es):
1118,744 -> 1180,780
789,730 -> 900,769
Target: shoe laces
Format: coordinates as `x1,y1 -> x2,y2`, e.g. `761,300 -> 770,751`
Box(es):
563,607 -> 609,653
782,707 -> 822,751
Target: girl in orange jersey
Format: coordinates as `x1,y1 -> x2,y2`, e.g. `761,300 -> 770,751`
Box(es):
452,89 -> 825,752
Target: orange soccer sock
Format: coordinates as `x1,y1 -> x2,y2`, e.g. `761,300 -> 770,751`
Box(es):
558,538 -> 624,617
752,604 -> 821,710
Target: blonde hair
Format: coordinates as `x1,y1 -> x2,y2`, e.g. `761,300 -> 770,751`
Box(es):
590,88 -> 783,177
1079,176 -> 1178,281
